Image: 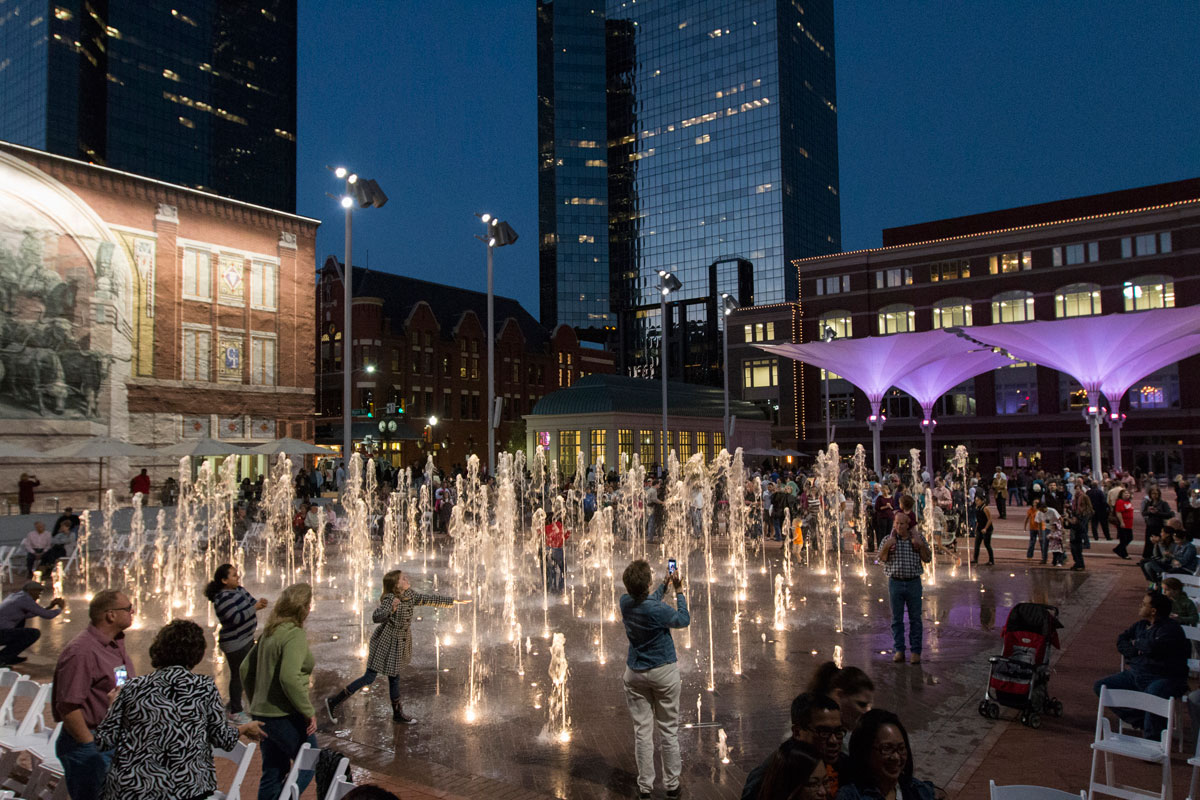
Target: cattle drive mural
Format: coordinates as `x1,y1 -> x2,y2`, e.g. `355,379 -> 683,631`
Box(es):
0,228 -> 117,420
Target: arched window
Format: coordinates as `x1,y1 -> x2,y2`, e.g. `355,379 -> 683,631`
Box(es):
877,304 -> 915,335
1123,275 -> 1175,312
819,310 -> 853,340
991,290 -> 1034,323
1054,283 -> 1102,318
932,298 -> 973,329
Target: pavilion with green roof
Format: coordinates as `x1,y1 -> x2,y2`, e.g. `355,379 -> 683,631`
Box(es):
523,374 -> 772,473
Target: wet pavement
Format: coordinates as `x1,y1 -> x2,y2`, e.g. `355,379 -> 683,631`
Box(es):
11,505 -> 1124,800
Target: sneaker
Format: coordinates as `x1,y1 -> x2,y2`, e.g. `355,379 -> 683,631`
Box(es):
666,787 -> 682,800
892,651 -> 905,663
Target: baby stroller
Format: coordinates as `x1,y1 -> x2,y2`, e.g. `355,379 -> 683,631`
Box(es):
978,602 -> 1064,728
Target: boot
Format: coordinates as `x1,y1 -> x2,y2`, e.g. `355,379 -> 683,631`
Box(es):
325,687 -> 352,722
392,698 -> 416,724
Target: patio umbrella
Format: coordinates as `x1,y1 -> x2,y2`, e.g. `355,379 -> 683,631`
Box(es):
158,437 -> 251,457
43,436 -> 159,506
248,438 -> 331,456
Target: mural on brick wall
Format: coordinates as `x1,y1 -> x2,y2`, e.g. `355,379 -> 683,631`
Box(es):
0,153 -> 133,427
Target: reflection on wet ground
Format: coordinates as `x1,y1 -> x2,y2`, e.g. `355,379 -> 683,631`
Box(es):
20,538 -> 1106,800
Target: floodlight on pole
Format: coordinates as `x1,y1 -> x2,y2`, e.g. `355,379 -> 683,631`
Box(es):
329,165 -> 388,463
720,293 -> 739,445
476,213 -> 519,477
659,270 -> 683,470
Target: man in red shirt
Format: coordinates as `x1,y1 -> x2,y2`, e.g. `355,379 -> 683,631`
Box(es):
129,469 -> 151,502
52,589 -> 136,800
544,520 -> 571,593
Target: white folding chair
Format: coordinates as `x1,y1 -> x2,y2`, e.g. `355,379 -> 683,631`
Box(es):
1188,730 -> 1200,800
989,780 -> 1086,800
277,742 -> 321,800
1089,686 -> 1174,800
0,678 -> 47,739
323,756 -> 352,800
0,548 -> 14,583
1175,573 -> 1200,588
211,740 -> 256,800
24,722 -> 66,800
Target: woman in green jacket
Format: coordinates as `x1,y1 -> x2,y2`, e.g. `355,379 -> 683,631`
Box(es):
241,582 -> 317,800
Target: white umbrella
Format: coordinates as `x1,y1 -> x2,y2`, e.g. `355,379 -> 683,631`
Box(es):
43,437 -> 159,507
159,438 -> 251,457
248,438 -> 331,456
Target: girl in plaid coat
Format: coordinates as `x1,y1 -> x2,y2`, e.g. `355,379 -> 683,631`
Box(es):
325,569 -> 455,724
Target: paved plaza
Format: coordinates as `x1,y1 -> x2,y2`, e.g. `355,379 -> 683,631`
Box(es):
2,495 -> 1166,800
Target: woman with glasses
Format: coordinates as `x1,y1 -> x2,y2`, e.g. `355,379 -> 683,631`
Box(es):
835,709 -> 937,800
757,739 -> 830,800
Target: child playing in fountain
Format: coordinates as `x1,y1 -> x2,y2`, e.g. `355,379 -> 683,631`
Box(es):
325,569 -> 460,724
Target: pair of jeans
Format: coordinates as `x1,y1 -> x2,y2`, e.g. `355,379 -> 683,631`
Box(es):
548,546 -> 565,592
623,662 -> 682,795
1091,513 -> 1111,540
1026,528 -> 1047,560
0,627 -> 39,662
56,733 -> 112,800
224,643 -> 252,713
346,668 -> 402,702
1093,670 -> 1184,740
888,577 -> 923,655
254,714 -> 317,800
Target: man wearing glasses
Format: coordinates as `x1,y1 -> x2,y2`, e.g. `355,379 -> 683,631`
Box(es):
51,590 -> 136,800
741,692 -> 849,800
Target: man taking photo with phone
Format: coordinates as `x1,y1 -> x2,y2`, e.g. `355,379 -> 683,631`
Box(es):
620,559 -> 690,800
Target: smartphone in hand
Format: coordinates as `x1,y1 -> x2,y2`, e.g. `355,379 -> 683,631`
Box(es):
667,558 -> 677,575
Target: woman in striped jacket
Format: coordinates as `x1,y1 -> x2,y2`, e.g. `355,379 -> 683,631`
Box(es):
205,563 -> 268,719
325,569 -> 456,724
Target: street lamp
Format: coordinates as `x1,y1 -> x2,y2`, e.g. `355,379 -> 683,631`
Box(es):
822,325 -> 837,446
658,270 -> 683,470
328,165 -> 388,463
476,213 -> 519,477
720,293 -> 739,447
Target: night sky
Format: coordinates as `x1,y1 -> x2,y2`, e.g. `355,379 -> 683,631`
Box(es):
296,1 -> 1200,317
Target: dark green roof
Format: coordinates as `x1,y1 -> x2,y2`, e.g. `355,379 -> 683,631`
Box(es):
529,374 -> 769,420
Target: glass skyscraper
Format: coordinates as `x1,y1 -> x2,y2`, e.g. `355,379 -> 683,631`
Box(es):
538,0 -> 841,383
0,0 -> 296,211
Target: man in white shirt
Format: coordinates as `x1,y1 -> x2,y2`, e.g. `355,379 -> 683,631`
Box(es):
21,522 -> 53,579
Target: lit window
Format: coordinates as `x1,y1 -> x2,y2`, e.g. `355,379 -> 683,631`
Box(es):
1054,283 -> 1102,318
991,291 -> 1035,323
1123,275 -> 1175,311
743,358 -> 778,388
928,259 -> 968,282
577,234 -> 594,244
820,311 -> 852,340
1127,365 -> 1180,410
932,299 -> 972,329
877,304 -> 914,335
989,252 -> 1031,274
874,268 -> 912,289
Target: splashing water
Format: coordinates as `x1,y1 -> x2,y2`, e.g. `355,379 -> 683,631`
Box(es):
547,632 -> 570,743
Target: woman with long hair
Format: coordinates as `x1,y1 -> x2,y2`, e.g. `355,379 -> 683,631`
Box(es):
241,583 -> 316,800
836,709 -> 936,800
971,494 -> 994,566
1067,491 -> 1094,571
758,739 -> 828,800
325,569 -> 456,724
204,564 -> 267,719
1141,486 -> 1174,559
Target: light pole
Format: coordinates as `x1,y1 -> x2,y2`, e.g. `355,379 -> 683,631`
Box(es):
476,214 -> 518,476
329,166 -> 387,463
658,270 -> 682,470
720,293 -> 739,446
822,325 -> 836,446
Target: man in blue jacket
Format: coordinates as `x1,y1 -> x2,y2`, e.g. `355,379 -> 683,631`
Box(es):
1093,590 -> 1189,739
620,559 -> 690,800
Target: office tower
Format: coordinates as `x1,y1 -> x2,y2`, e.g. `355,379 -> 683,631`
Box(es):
0,0 -> 296,210
537,0 -> 841,383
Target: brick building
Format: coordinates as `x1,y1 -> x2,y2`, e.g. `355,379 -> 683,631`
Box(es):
315,258 -> 614,470
775,178 -> 1200,474
0,140 -> 318,498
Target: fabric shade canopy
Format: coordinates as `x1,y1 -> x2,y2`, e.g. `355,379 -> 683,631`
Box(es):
249,438 -> 331,456
890,348 -> 1015,418
158,437 -> 251,457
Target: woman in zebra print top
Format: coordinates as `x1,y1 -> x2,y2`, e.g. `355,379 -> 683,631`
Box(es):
95,619 -> 264,800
